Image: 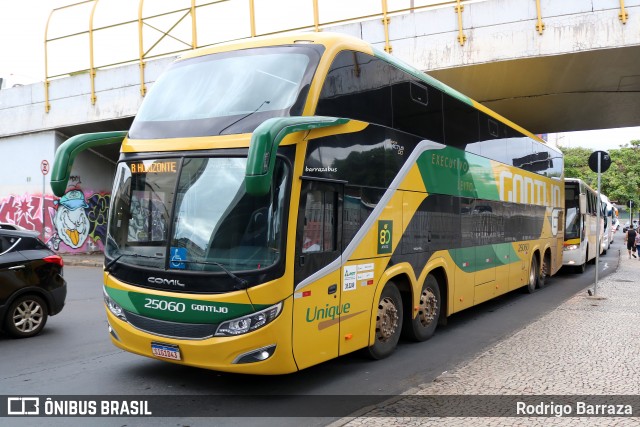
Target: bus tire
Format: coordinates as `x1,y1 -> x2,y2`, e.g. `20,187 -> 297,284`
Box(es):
576,246 -> 588,273
576,262 -> 586,274
367,282 -> 403,360
537,252 -> 550,289
403,274 -> 440,342
525,256 -> 538,294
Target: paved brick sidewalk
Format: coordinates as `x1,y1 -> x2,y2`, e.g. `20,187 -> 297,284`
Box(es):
334,249 -> 640,426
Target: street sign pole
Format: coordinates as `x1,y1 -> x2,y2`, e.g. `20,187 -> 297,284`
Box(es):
42,172 -> 45,239
588,150 -> 611,297
40,160 -> 50,240
594,154 -> 601,296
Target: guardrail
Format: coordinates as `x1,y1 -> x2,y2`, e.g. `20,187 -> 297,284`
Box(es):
43,0 -> 630,112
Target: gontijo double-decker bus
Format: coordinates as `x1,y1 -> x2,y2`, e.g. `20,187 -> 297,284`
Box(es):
51,32 -> 564,374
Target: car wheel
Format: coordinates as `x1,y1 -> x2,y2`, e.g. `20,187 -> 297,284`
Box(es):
4,295 -> 48,338
366,282 -> 403,360
403,274 -> 441,342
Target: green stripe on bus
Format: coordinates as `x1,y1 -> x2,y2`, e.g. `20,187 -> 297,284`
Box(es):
449,243 -> 520,273
415,145 -> 500,200
105,287 -> 266,324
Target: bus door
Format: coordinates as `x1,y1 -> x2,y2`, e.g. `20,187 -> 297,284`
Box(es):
292,179 -> 343,370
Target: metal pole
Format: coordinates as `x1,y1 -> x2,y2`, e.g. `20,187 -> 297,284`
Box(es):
42,172 -> 46,240
594,154 -> 601,295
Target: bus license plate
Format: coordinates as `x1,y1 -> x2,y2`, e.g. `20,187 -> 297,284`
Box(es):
151,342 -> 181,360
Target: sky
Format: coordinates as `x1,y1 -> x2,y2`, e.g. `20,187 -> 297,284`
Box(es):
1,0 -> 639,151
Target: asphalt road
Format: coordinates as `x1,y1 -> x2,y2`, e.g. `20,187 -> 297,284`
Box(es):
0,240 -> 621,426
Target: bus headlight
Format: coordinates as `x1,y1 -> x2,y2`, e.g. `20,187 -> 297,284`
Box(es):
215,302 -> 282,336
564,244 -> 579,251
103,288 -> 127,321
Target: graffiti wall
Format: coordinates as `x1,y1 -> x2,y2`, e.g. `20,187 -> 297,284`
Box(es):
0,187 -> 110,254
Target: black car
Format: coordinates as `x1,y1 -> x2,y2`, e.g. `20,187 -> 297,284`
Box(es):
0,229 -> 67,338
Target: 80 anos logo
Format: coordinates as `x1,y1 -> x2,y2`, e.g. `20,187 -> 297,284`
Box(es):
377,221 -> 393,254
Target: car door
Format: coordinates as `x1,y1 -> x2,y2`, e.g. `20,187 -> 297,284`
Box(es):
0,235 -> 30,304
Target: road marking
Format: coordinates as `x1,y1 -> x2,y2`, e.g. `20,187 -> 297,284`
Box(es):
602,262 -> 609,271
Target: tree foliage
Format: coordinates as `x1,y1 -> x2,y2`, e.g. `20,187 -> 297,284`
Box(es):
559,140 -> 640,207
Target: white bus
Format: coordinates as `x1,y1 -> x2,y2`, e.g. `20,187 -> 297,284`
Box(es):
563,178 -> 605,273
600,194 -> 614,250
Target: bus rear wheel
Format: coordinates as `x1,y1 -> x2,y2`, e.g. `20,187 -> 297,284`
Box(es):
367,282 -> 403,360
537,253 -> 550,289
525,256 -> 538,294
404,274 -> 440,342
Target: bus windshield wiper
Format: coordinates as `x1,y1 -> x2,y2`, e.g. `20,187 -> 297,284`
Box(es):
181,260 -> 249,290
105,252 -> 163,272
218,100 -> 270,134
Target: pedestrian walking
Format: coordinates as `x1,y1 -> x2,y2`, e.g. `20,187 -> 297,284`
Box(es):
625,226 -> 637,258
635,228 -> 640,259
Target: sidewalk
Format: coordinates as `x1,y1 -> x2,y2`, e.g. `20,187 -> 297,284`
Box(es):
336,248 -> 640,425
61,252 -> 104,267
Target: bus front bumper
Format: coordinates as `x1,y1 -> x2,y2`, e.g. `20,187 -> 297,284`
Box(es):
104,302 -> 298,375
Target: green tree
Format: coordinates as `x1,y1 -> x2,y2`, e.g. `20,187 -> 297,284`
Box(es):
559,140 -> 640,208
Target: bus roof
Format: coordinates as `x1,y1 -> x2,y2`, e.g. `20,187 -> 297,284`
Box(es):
176,31 -> 551,149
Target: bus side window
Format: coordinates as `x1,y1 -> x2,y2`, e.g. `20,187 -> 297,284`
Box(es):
443,93 -> 479,149
316,51 -> 392,128
302,190 -> 337,253
390,70 -> 444,142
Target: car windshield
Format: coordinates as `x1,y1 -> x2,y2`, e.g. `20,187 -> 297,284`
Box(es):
106,157 -> 289,272
128,45 -> 322,139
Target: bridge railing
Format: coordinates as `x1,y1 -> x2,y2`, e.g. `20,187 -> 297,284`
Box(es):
43,0 -> 628,112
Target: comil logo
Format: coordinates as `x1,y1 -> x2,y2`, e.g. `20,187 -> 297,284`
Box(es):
7,397 -> 40,415
148,277 -> 186,287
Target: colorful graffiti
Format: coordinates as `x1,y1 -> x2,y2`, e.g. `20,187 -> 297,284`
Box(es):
0,188 -> 110,254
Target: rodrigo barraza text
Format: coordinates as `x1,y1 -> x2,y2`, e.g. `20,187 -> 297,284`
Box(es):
516,401 -> 632,417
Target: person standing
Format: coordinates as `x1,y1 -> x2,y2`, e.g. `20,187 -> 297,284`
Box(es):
635,228 -> 640,259
625,226 -> 637,258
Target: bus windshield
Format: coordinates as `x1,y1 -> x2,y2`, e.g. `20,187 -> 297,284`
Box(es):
128,45 -> 322,139
106,157 -> 289,273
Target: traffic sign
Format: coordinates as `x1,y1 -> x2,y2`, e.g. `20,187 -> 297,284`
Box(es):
41,160 -> 50,175
588,151 -> 611,173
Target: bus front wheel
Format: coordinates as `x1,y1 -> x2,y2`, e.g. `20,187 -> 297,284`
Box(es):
367,282 -> 403,360
576,246 -> 588,273
404,274 -> 440,342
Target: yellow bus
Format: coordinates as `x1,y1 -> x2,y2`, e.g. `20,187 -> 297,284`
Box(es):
51,32 -> 564,374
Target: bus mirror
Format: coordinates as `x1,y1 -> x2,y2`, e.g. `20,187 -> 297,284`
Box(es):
51,131 -> 127,197
245,116 -> 349,195
579,193 -> 587,214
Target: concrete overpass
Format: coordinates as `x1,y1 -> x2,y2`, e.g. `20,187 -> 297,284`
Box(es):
1,0 -> 638,139
0,0 -> 639,253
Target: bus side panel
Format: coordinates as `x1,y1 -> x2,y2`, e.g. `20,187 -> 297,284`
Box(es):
291,270 -> 341,370
337,259 -> 388,356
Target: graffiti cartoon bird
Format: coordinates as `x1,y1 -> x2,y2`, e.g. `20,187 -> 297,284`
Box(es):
53,190 -> 90,249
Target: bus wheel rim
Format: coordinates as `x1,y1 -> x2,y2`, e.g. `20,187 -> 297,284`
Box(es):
419,289 -> 437,327
376,297 -> 399,342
